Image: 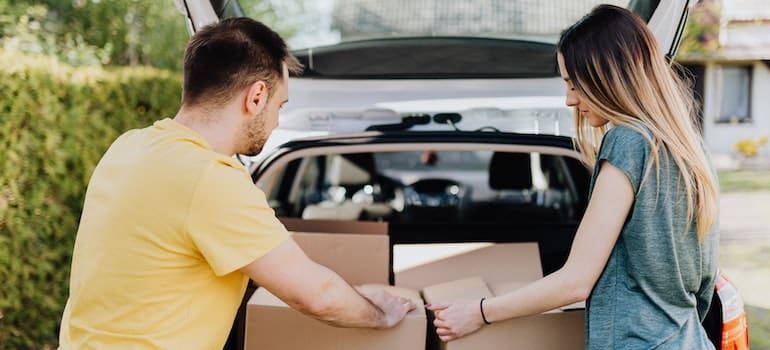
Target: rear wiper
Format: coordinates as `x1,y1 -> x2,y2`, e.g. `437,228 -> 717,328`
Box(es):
433,113 -> 499,132
432,113 -> 462,131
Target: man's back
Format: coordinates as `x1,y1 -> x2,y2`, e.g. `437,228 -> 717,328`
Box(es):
59,118 -> 288,349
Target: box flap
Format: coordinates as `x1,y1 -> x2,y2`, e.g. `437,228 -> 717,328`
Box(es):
422,276 -> 493,304
292,231 -> 390,285
396,243 -> 542,290
280,217 -> 387,235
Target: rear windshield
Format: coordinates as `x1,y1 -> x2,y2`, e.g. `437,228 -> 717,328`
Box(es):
263,150 -> 589,225
245,0 -> 636,49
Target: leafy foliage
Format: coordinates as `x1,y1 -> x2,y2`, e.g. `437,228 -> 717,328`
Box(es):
677,0 -> 721,57
0,0 -> 308,71
0,50 -> 182,349
0,2 -> 311,348
0,0 -> 188,70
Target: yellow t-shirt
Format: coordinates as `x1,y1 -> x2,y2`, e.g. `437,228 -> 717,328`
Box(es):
59,118 -> 289,349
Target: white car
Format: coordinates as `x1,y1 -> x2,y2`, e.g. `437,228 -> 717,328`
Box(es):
176,1 -> 750,349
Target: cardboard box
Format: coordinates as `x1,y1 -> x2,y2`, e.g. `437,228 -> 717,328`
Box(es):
395,243 -> 542,290
245,285 -> 427,350
422,277 -> 584,350
246,228 -> 425,349
292,231 -> 389,285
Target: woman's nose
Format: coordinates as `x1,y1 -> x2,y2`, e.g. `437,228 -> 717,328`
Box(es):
565,92 -> 579,107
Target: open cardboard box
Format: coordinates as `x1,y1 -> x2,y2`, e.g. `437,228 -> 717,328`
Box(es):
245,219 -> 583,349
422,276 -> 584,350
245,219 -> 427,350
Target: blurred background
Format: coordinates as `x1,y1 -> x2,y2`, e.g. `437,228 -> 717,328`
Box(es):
0,0 -> 767,348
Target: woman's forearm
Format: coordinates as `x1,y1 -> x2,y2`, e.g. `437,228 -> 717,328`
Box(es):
483,267 -> 589,323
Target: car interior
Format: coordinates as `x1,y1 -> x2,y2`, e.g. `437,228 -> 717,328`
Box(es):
259,147 -> 591,275
265,149 -> 588,226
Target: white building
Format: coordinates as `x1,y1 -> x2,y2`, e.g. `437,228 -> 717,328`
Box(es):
678,0 -> 770,167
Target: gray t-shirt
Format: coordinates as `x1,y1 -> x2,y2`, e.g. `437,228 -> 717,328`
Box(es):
585,125 -> 719,350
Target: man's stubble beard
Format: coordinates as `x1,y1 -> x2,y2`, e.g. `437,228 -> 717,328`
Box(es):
236,114 -> 270,157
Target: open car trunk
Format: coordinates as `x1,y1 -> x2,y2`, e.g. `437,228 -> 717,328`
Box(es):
232,132 -> 588,349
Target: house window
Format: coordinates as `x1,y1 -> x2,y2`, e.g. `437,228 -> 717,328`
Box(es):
716,64 -> 752,124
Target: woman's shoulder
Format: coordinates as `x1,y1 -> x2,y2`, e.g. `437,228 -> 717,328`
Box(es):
606,123 -> 650,140
602,123 -> 652,150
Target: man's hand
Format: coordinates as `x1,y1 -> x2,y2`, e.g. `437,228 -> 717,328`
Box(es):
356,285 -> 416,329
426,300 -> 485,342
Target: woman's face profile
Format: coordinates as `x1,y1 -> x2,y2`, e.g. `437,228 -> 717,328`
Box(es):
557,53 -> 609,128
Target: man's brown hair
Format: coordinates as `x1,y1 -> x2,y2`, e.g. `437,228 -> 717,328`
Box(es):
182,17 -> 303,107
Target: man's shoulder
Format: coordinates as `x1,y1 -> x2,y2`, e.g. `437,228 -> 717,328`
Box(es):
197,158 -> 255,193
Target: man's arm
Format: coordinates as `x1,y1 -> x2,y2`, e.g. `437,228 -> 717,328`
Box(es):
239,237 -> 414,328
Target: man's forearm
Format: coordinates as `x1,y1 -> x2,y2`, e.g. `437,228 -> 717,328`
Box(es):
282,264 -> 388,328
303,268 -> 387,328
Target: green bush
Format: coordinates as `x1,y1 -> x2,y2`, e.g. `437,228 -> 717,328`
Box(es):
0,50 -> 181,349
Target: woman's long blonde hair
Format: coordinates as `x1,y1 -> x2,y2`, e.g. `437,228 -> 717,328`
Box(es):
558,5 -> 718,241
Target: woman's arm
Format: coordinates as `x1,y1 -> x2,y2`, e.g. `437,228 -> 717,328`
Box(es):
429,161 -> 635,341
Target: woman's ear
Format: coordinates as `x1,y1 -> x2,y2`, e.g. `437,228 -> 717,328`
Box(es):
245,80 -> 268,116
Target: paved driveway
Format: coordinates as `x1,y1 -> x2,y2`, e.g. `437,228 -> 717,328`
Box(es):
718,191 -> 770,310
720,191 -> 770,240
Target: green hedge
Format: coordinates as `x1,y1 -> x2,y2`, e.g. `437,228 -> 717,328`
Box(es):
0,50 -> 182,349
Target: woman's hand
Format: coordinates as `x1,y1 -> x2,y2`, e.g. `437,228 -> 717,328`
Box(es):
426,300 -> 486,342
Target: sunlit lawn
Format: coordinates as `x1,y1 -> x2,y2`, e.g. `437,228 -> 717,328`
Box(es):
718,169 -> 770,192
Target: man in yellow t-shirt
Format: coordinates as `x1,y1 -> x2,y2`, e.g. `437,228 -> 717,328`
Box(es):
58,18 -> 414,349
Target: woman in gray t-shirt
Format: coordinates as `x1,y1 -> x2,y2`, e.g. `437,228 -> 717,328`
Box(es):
427,5 -> 719,349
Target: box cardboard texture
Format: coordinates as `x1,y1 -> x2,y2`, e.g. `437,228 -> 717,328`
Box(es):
245,286 -> 426,350
245,226 -> 426,350
423,277 -> 585,350
395,242 -> 543,290
292,231 -> 389,285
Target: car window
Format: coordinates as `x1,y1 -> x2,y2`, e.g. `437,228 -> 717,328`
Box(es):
264,150 -> 589,224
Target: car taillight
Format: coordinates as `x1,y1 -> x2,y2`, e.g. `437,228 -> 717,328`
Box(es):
716,275 -> 750,350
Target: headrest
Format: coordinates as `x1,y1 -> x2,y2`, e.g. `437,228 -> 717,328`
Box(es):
488,152 -> 532,190
328,155 -> 371,185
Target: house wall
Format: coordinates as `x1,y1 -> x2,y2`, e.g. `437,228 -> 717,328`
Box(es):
702,61 -> 770,158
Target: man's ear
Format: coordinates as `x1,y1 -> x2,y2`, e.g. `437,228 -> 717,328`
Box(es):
245,80 -> 268,117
